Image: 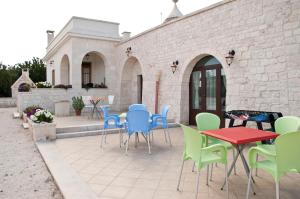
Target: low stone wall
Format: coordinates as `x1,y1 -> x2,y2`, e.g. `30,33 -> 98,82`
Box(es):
0,98 -> 16,108
16,88 -> 118,114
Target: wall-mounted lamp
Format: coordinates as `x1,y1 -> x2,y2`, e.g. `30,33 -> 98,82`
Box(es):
171,60 -> 179,74
49,60 -> 54,66
126,47 -> 132,57
225,50 -> 235,66
85,53 -> 90,60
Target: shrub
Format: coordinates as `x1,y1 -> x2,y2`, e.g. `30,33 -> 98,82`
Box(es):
53,84 -> 72,89
24,105 -> 43,117
30,109 -> 54,123
18,83 -> 31,92
36,82 -> 52,88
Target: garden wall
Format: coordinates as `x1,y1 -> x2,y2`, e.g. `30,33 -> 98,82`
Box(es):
0,98 -> 16,108
16,88 -> 117,115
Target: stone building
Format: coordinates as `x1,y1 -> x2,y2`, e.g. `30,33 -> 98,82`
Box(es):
18,0 -> 300,124
11,69 -> 35,99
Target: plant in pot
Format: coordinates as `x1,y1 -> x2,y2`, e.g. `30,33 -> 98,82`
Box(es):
72,96 -> 85,116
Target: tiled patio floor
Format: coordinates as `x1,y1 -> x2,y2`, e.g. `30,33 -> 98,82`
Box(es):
55,128 -> 300,199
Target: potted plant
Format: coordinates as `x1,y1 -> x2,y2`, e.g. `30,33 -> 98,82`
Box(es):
28,109 -> 56,141
72,96 -> 85,116
23,105 -> 43,123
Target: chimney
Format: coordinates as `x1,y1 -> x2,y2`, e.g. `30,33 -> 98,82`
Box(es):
22,69 -> 29,78
46,30 -> 55,44
122,31 -> 131,40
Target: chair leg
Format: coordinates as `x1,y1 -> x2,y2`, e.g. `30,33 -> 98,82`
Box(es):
119,129 -> 122,148
151,131 -> 154,143
206,165 -> 209,186
225,163 -> 229,199
125,134 -> 130,155
100,130 -> 105,148
246,169 -> 252,199
192,162 -> 195,172
276,181 -> 280,199
166,128 -> 172,147
255,155 -> 258,176
104,131 -> 107,144
233,149 -> 237,175
177,160 -> 185,191
163,129 -> 168,143
210,164 -> 213,181
195,170 -> 201,199
147,134 -> 151,154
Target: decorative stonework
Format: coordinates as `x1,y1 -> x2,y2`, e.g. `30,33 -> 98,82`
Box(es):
28,119 -> 56,142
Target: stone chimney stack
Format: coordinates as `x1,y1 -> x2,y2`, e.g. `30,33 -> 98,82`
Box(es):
46,30 -> 55,44
122,31 -> 131,40
22,68 -> 29,78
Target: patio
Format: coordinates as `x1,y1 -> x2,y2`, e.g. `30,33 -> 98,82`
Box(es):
54,127 -> 300,199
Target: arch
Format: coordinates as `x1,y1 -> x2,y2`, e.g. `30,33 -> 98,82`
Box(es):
180,53 -> 227,125
60,54 -> 70,85
81,51 -> 106,88
120,56 -> 143,111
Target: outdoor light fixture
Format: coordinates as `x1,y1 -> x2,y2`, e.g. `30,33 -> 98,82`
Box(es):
49,60 -> 54,65
85,54 -> 90,60
171,60 -> 179,74
126,47 -> 132,57
225,50 -> 235,66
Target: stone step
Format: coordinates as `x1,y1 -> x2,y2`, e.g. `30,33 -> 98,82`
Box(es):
56,123 -> 179,139
56,124 -> 103,134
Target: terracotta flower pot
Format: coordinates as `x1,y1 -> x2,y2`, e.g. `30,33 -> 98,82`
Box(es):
75,110 -> 82,116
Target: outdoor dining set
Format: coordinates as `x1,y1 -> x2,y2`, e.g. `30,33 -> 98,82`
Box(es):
177,113 -> 300,199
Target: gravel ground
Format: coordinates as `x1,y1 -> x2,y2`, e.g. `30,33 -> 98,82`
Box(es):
0,108 -> 62,199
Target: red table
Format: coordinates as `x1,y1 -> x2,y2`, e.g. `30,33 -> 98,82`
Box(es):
202,127 -> 279,192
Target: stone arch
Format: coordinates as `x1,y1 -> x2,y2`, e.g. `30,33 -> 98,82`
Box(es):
60,54 -> 70,85
179,52 -> 227,124
81,51 -> 106,87
120,56 -> 143,111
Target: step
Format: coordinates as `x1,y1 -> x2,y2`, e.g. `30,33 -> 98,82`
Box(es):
56,124 -> 103,134
56,123 -> 179,139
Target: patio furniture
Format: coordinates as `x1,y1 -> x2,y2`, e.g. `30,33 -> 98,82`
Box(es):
255,116 -> 300,176
107,95 -> 114,105
125,109 -> 152,154
128,104 -> 147,111
225,110 -> 283,132
195,112 -> 236,185
82,96 -> 98,118
246,131 -> 300,199
150,105 -> 172,146
177,124 -> 229,199
100,106 -> 123,148
201,127 -> 279,192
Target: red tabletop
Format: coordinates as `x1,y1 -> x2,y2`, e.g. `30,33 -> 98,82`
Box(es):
202,127 -> 279,145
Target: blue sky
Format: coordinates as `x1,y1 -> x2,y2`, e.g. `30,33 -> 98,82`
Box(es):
0,0 -> 221,65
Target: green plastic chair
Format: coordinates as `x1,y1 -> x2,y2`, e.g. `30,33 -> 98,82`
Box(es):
246,131 -> 300,199
195,112 -> 236,183
255,116 -> 300,175
177,124 -> 229,199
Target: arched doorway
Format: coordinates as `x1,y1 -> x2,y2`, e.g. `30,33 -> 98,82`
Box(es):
120,57 -> 143,111
189,55 -> 226,126
60,55 -> 70,85
81,52 -> 106,88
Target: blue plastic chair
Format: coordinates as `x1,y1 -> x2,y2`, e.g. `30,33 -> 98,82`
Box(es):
125,110 -> 152,154
128,104 -> 147,111
100,106 -> 123,148
151,105 -> 172,146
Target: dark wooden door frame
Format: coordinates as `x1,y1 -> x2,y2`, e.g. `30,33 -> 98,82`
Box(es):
189,63 -> 224,126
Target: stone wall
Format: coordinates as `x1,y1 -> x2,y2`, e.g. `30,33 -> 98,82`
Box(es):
16,88 -> 118,114
0,98 -> 16,108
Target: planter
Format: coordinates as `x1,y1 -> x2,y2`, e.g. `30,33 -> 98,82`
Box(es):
28,119 -> 56,142
75,110 -> 82,116
22,112 -> 28,123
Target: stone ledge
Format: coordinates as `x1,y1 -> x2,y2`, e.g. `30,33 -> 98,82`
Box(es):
36,142 -> 99,199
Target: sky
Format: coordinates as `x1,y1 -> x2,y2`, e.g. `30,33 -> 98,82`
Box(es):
0,0 -> 221,65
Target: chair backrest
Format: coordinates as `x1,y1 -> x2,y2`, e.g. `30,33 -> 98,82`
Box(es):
108,95 -> 114,105
100,106 -> 110,118
180,124 -> 205,163
161,105 -> 170,118
128,104 -> 147,111
275,131 -> 300,179
126,110 -> 150,134
275,116 -> 300,135
82,96 -> 91,105
195,112 -> 220,131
